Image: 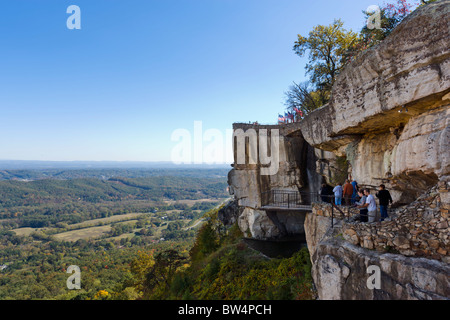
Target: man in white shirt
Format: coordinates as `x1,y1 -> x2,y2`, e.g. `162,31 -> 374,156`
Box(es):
361,188 -> 379,223
332,183 -> 343,206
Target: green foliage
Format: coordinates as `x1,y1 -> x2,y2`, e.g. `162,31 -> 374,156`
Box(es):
141,249 -> 188,299
283,19 -> 359,117
173,243 -> 314,300
0,167 -> 229,181
189,221 -> 219,262
128,206 -> 314,301
150,210 -> 314,300
0,168 -> 228,300
293,19 -> 359,94
284,0 -> 422,117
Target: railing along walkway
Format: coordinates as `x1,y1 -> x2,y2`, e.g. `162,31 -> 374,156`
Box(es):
261,190 -> 356,227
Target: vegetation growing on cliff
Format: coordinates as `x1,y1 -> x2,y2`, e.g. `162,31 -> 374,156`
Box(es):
293,19 -> 359,97
130,208 -> 315,300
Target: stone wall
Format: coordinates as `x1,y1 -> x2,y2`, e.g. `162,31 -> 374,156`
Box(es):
342,183 -> 450,262
305,195 -> 450,300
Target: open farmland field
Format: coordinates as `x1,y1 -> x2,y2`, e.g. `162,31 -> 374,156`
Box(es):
11,227 -> 40,236
52,225 -> 112,242
65,213 -> 148,229
163,198 -> 228,206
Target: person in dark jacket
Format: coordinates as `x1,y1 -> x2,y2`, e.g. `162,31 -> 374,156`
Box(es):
320,183 -> 333,203
351,179 -> 358,204
376,184 -> 393,221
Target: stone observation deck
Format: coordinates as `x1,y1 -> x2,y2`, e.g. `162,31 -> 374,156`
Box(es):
260,189 -> 317,212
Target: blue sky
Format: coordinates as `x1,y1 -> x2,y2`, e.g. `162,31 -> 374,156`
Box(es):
0,0 -> 413,162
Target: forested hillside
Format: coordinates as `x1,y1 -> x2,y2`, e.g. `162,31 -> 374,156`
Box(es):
0,168 -> 230,299
0,167 -> 229,181
128,209 -> 315,300
0,173 -> 228,228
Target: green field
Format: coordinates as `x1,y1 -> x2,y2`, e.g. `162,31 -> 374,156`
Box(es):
63,213 -> 148,230
11,201 -> 223,243
52,225 -> 112,241
10,227 -> 39,236
11,212 -> 150,240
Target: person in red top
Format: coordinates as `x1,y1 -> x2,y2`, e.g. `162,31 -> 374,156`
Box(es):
343,179 -> 353,206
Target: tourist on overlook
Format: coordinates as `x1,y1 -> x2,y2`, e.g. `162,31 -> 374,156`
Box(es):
376,184 -> 393,221
351,179 -> 358,204
320,183 -> 333,203
355,189 -> 368,222
360,188 -> 379,223
343,179 -> 353,206
333,183 -> 343,206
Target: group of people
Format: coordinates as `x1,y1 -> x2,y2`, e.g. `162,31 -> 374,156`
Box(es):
320,179 -> 393,223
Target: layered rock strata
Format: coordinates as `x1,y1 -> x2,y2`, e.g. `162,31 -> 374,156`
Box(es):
300,0 -> 450,203
227,123 -> 320,239
304,201 -> 450,300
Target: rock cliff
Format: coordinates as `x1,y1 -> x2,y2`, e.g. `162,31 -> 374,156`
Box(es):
305,213 -> 450,300
224,0 -> 450,299
226,123 -> 321,239
300,0 -> 450,203
304,201 -> 450,300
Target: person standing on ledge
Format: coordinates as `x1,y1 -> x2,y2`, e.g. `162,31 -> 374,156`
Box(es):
351,179 -> 358,204
355,189 -> 368,222
320,183 -> 333,203
360,188 -> 379,223
333,183 -> 343,206
343,179 -> 353,206
376,184 -> 393,221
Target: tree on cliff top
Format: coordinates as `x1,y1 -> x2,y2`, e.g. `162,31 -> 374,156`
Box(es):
283,19 -> 358,116
284,81 -> 325,117
293,19 -> 359,95
281,0 -> 424,121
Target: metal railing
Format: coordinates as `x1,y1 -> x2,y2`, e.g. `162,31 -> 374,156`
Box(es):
261,190 -> 321,209
261,189 -> 359,227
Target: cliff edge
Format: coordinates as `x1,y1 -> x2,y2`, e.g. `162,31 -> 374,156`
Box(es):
224,0 -> 450,300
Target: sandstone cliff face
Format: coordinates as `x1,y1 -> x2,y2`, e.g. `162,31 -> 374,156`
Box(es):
225,1 -> 450,299
227,2 -> 450,238
299,0 -> 450,203
227,123 -> 318,239
304,204 -> 450,300
228,123 -> 307,209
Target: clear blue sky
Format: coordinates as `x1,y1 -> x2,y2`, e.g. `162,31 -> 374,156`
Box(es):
0,0 -> 415,162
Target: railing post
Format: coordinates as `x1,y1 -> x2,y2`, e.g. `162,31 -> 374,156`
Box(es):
331,202 -> 334,228
287,193 -> 290,209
